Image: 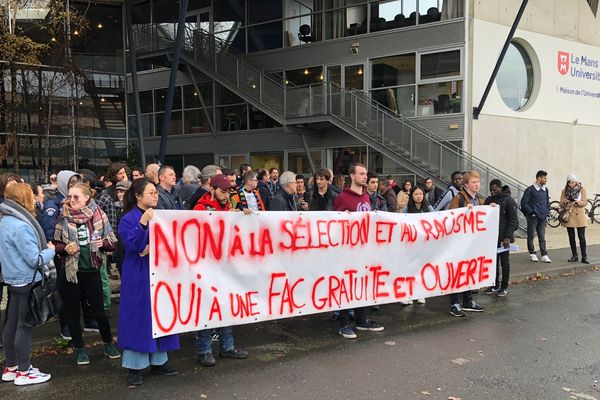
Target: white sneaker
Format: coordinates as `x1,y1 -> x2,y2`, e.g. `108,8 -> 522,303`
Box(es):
13,366 -> 51,386
530,254 -> 539,262
2,366 -> 17,382
541,255 -> 552,263
400,299 -> 413,305
416,298 -> 426,304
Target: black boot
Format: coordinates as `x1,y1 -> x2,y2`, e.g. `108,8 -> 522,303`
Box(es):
127,369 -> 143,386
582,256 -> 589,264
568,255 -> 578,262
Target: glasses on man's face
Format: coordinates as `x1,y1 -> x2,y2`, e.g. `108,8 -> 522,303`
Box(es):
67,195 -> 80,201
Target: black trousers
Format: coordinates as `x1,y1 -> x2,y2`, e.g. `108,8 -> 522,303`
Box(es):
496,249 -> 510,290
339,307 -> 367,328
59,270 -> 112,348
3,284 -> 33,371
449,291 -> 473,306
567,227 -> 587,258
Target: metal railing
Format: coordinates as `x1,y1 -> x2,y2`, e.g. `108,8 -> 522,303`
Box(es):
132,25 -> 528,229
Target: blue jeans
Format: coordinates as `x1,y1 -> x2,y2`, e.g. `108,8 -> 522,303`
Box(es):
526,216 -> 547,256
122,349 -> 168,370
195,327 -> 234,355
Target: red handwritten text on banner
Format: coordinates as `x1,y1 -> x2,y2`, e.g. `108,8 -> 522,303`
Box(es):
149,207 -> 499,337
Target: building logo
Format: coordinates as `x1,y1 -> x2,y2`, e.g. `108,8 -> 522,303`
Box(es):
558,51 -> 570,75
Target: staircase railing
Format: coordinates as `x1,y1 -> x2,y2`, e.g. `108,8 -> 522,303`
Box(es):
132,24 -> 529,229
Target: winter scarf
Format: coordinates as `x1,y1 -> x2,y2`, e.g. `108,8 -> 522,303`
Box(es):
54,201 -> 117,283
565,183 -> 582,202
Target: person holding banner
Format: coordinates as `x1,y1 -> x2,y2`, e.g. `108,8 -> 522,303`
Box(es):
193,174 -> 249,367
448,171 -> 486,317
400,185 -> 435,305
333,163 -> 384,339
118,179 -> 179,386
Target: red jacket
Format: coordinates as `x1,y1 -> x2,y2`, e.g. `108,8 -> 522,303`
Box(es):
193,192 -> 231,211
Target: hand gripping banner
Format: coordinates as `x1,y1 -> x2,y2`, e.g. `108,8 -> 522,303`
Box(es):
150,206 -> 499,337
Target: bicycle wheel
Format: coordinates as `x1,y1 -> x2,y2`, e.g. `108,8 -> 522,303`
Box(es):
586,200 -> 593,221
592,204 -> 600,224
547,206 -> 562,228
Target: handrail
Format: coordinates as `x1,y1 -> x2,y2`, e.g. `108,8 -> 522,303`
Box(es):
333,82 -> 527,189
132,24 -> 527,193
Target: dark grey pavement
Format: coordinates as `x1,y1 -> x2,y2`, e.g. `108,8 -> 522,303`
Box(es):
2,245 -> 600,399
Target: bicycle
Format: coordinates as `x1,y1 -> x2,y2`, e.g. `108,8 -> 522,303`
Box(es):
587,193 -> 600,224
547,201 -> 562,228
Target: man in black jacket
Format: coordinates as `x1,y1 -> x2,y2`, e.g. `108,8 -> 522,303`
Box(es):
484,179 -> 518,297
269,171 -> 298,211
309,168 -> 338,211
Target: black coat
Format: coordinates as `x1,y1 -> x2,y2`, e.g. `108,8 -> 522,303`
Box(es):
270,188 -> 297,211
309,187 -> 338,211
485,185 -> 519,243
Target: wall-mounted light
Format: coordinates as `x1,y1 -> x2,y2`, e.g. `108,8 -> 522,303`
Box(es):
357,67 -> 363,75
285,80 -> 289,85
51,37 -> 56,42
73,30 -> 79,36
303,68 -> 309,75
97,23 -> 103,29
319,73 -> 324,80
251,83 -> 257,89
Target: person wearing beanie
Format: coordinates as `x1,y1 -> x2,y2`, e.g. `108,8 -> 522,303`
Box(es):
560,174 -> 589,264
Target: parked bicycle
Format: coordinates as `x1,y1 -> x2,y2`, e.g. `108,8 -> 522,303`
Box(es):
586,193 -> 600,224
548,194 -> 600,228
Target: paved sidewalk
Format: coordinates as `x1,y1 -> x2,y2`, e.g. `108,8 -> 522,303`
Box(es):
11,244 -> 600,350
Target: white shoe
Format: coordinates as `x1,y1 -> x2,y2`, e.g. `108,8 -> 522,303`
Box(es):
13,366 -> 51,386
530,254 -> 539,262
2,366 -> 17,382
400,299 -> 413,305
541,255 -> 552,263
417,298 -> 426,304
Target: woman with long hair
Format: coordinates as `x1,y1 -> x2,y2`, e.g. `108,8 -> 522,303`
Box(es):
118,179 -> 179,386
396,179 -> 413,211
54,183 -> 120,365
560,174 -> 589,264
0,183 -> 54,385
399,185 -> 433,305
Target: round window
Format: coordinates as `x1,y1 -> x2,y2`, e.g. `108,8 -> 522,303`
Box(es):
496,41 -> 534,111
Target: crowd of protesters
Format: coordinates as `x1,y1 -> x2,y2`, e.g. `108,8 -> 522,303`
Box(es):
0,160 -> 582,386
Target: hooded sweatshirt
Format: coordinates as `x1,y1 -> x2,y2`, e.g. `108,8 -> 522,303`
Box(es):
57,170 -> 80,199
333,188 -> 371,212
193,192 -> 231,211
484,185 -> 518,243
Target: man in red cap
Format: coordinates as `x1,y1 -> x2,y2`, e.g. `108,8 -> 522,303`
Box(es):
193,174 -> 234,211
192,173 -> 249,366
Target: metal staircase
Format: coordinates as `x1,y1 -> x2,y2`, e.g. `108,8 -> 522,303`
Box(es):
133,24 -> 529,230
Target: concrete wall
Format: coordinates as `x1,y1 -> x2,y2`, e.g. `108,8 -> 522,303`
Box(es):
468,0 -> 600,198
473,0 -> 600,46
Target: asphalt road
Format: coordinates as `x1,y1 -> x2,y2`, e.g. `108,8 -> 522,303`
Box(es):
3,270 -> 600,400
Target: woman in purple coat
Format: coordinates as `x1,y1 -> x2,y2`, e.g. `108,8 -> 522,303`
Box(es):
118,179 -> 179,386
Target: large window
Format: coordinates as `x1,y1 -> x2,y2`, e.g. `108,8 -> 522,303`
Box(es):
496,41 -> 534,111
370,54 -> 416,116
420,50 -> 460,80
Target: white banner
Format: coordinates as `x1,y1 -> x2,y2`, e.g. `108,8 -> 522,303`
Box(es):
149,206 -> 499,338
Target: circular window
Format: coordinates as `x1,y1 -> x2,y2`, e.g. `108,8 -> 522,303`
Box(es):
496,41 -> 534,111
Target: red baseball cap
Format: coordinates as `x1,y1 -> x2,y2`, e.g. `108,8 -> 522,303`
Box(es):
211,174 -> 234,191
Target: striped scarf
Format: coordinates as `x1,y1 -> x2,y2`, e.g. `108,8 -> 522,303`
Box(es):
54,201 -> 117,283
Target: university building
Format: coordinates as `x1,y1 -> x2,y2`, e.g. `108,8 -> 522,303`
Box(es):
4,0 -> 600,197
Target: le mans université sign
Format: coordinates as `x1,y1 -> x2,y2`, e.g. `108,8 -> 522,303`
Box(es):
149,207 -> 499,338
